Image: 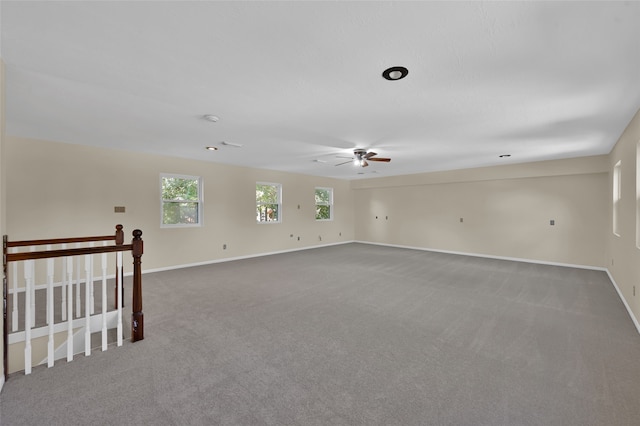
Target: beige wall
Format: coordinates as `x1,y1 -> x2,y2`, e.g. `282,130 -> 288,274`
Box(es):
353,156 -> 609,268
607,108 -> 640,326
1,56 -> 6,384
5,136 -> 616,272
5,136 -> 354,272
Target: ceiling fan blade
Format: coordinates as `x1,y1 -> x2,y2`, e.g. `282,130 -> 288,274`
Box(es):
368,157 -> 391,162
335,160 -> 353,166
362,160 -> 369,167
336,156 -> 354,159
363,152 -> 377,159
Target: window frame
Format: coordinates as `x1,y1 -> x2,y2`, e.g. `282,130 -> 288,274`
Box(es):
613,160 -> 622,237
160,173 -> 203,228
315,187 -> 334,221
636,141 -> 640,249
256,182 -> 282,224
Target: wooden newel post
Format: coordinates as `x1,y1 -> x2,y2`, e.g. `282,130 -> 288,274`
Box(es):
114,224 -> 124,308
131,229 -> 144,342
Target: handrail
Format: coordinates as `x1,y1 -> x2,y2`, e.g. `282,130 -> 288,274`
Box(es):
6,223 -> 125,248
6,244 -> 134,262
6,235 -> 116,247
2,224 -> 143,381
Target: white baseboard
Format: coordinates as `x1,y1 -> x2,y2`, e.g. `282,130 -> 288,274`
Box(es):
605,270 -> 640,335
356,240 -> 640,335
354,240 -> 606,271
141,240 -> 355,275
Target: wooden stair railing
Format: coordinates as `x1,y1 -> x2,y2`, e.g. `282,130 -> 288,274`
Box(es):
2,224 -> 144,380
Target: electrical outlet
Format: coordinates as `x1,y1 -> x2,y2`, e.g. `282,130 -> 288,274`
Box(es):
460,218 -> 463,223
550,220 -> 555,226
319,235 -> 322,241
223,244 -> 227,250
297,236 -> 300,241
385,216 -> 388,220
339,232 -> 342,236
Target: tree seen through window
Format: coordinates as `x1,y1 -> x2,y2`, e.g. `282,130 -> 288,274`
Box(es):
162,175 -> 202,226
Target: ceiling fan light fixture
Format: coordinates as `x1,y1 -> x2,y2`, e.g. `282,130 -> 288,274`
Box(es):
382,66 -> 409,81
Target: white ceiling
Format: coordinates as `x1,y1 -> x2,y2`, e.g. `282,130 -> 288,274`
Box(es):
2,1 -> 639,180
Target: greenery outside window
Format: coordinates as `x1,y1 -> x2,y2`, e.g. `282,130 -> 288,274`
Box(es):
315,187 -> 333,221
257,183 -> 281,223
161,174 -> 203,227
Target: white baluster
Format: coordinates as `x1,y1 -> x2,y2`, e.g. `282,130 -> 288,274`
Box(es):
89,242 -> 95,315
117,251 -> 123,347
101,243 -> 108,351
47,246 -> 55,368
61,243 -> 67,321
85,253 -> 91,356
24,260 -> 33,375
45,245 -> 52,326
29,248 -> 35,327
11,262 -> 18,332
75,243 -> 81,317
67,256 -> 74,362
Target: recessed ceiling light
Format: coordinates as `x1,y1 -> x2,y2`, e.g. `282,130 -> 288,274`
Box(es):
203,114 -> 219,122
382,66 -> 409,81
499,154 -> 511,158
205,146 -> 218,151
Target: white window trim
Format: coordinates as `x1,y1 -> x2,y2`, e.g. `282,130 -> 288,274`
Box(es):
256,182 -> 282,224
613,160 -> 621,237
315,187 -> 334,221
636,141 -> 640,249
160,173 -> 203,228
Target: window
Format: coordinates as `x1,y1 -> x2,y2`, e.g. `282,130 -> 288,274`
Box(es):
256,183 -> 281,223
161,174 -> 203,227
315,187 -> 333,221
613,160 -> 621,236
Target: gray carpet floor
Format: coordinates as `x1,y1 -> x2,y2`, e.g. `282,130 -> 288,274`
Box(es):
2,243 -> 640,425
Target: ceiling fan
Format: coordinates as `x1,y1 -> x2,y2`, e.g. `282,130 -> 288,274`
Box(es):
335,149 -> 391,167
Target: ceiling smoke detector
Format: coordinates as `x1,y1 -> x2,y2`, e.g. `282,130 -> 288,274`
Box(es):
203,114 -> 219,122
221,141 -> 243,148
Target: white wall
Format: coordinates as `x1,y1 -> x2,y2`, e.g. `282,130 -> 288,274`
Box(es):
4,136 -> 354,272
353,156 -> 609,268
